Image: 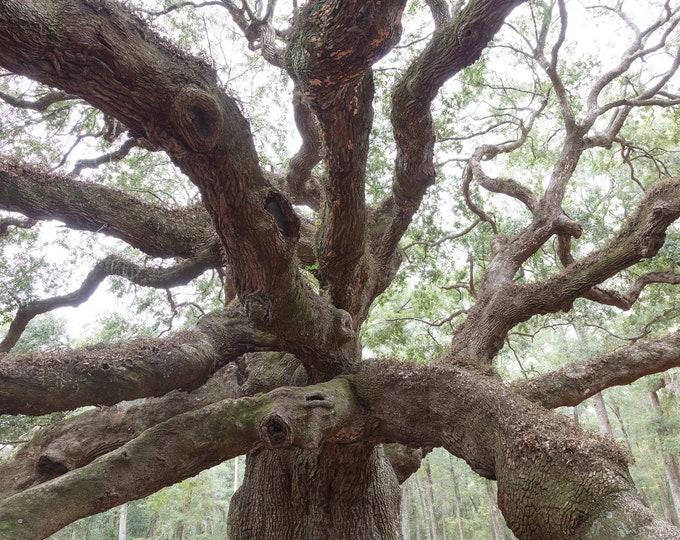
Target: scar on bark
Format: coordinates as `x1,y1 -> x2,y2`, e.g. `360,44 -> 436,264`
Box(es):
265,191 -> 300,239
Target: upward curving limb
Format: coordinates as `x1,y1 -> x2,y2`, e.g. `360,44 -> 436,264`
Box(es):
372,0 -> 527,285
445,178 -> 680,365
287,1 -> 405,318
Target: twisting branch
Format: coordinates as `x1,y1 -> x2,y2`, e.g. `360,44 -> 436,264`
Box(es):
0,216 -> 37,237
446,178 -> 680,365
0,248 -> 221,353
402,220 -> 480,251
585,2 -> 680,126
532,0 -> 576,132
71,138 -> 139,175
584,271 -> 680,311
373,0 -> 527,283
466,97 -> 546,216
0,90 -> 75,111
284,87 -> 323,212
140,1 -> 223,17
513,329 -> 680,409
462,167 -> 498,234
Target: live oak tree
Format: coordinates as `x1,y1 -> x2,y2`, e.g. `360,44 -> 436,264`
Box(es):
1,0 -> 680,538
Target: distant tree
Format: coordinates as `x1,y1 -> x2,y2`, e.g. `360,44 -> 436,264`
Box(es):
1,0 -> 680,538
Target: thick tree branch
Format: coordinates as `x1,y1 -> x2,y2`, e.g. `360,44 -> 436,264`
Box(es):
287,1 -> 404,319
284,87 -> 323,212
513,330 -> 680,409
0,362 -> 243,499
373,0 -> 526,284
0,352 -> 305,500
0,2 -> 357,379
0,158 -> 215,258
3,356 -> 679,539
447,178 -> 680,365
0,308 -> 280,414
351,360 -> 677,539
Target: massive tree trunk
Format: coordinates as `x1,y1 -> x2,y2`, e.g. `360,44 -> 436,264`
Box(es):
228,445 -> 401,539
1,0 -> 680,539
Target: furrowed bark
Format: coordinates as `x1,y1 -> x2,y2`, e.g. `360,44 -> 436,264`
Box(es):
4,354 -> 680,538
352,359 -> 679,539
513,330 -> 680,409
0,308 -> 279,414
287,1 -> 404,321
0,363 -> 242,499
0,158 -> 214,258
0,352 -> 305,500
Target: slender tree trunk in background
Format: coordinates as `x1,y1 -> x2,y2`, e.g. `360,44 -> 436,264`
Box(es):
659,475 -> 679,526
415,472 -> 433,540
402,480 -> 412,540
146,512 -> 158,538
572,405 -> 580,426
69,524 -> 77,540
448,457 -> 465,540
412,478 -> 421,540
118,503 -> 127,540
593,391 -> 614,438
424,460 -> 439,540
611,400 -> 635,460
233,455 -> 239,494
649,388 -> 680,523
485,480 -> 504,540
174,521 -> 185,540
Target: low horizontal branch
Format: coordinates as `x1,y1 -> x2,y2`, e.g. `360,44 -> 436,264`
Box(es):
0,378 -> 360,540
0,308 -> 279,415
512,330 -> 680,408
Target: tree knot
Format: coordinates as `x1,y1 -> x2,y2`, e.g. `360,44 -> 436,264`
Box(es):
244,293 -> 273,325
260,413 -> 293,448
172,87 -> 223,152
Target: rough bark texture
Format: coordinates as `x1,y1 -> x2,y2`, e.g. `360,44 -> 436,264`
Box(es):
0,0 -> 679,538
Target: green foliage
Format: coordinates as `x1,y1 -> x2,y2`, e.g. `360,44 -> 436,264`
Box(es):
47,460 -> 240,540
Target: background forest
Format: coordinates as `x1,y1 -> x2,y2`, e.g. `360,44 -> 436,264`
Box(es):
1,0 -> 680,538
